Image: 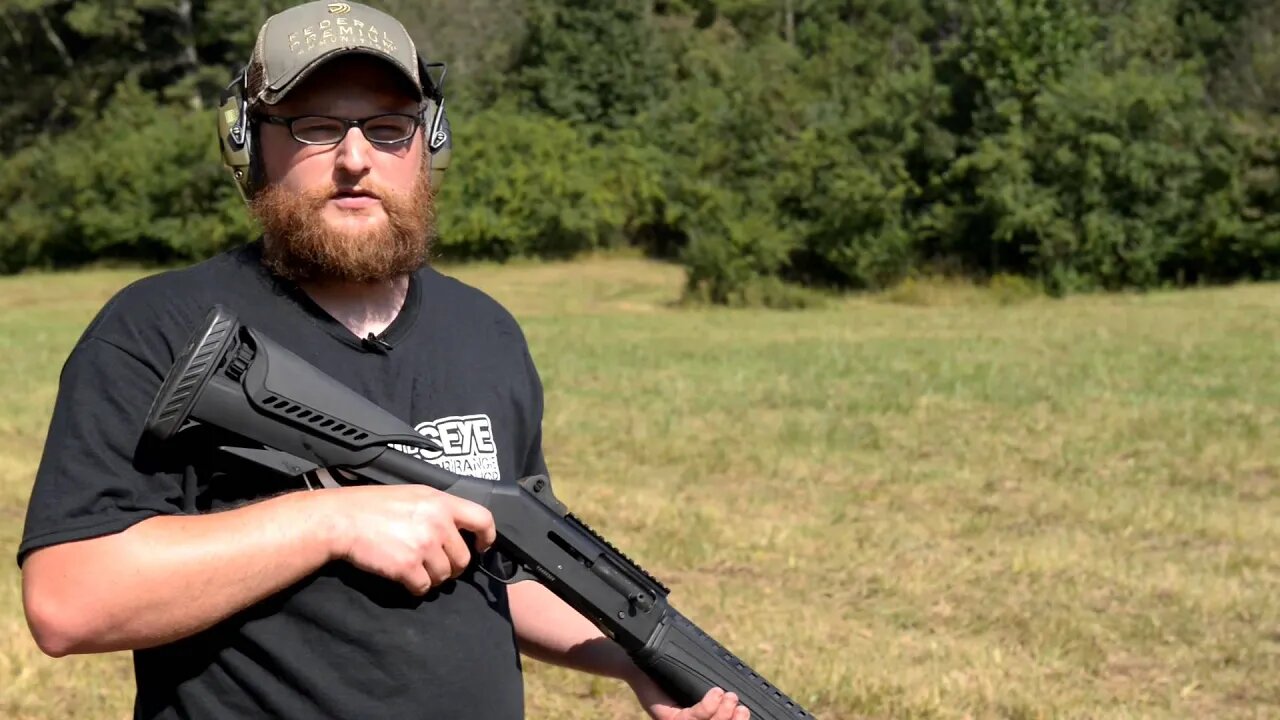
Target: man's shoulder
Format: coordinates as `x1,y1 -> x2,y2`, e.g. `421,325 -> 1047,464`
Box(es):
418,265 -> 527,341
78,244 -> 267,363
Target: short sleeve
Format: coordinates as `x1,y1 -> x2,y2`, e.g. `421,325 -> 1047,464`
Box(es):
521,426 -> 549,479
16,337 -> 184,567
518,342 -> 549,480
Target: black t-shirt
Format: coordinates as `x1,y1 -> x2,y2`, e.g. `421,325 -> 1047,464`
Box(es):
17,240 -> 546,719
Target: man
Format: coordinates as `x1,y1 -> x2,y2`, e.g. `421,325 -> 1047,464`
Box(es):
16,2 -> 749,719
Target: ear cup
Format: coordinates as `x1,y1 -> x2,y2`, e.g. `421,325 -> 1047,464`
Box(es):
217,67 -> 255,201
424,97 -> 452,189
417,56 -> 452,190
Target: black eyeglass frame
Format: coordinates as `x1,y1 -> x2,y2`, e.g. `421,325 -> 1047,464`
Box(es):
255,112 -> 423,146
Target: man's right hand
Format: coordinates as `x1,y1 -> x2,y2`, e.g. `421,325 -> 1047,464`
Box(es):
319,484 -> 497,595
21,478 -> 498,657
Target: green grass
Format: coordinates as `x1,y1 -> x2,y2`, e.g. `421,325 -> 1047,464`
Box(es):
2,259 -> 1278,719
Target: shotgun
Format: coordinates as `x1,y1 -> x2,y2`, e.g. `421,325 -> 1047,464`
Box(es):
142,305 -> 815,719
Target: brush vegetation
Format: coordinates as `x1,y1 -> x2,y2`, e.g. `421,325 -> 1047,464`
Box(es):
3,1 -> 1280,303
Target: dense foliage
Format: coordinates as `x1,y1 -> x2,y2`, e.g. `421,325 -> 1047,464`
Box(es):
2,0 -> 1277,302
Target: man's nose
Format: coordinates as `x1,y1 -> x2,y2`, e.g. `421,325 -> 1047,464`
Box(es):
333,126 -> 373,175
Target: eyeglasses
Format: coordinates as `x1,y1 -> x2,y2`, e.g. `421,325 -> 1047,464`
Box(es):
256,113 -> 421,146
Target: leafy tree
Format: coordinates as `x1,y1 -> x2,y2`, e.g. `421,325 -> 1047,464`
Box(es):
433,103 -> 665,260
0,0 -> 290,152
507,0 -> 672,129
0,78 -> 255,273
0,0 -> 1275,303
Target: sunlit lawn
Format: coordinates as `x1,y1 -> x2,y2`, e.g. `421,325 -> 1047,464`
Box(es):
1,256 -> 1277,719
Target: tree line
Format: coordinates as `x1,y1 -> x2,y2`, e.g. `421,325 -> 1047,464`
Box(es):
2,0 -> 1278,304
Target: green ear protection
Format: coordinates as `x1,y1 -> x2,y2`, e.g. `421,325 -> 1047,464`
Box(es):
216,54 -> 453,201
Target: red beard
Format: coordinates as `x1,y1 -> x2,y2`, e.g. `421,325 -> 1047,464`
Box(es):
249,160 -> 436,284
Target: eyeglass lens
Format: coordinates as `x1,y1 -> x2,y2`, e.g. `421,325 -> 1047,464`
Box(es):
291,115 -> 416,144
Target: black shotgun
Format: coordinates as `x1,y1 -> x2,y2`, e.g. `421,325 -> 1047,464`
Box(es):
141,305 -> 815,719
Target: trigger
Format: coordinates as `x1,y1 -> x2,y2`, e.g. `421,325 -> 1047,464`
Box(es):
475,551 -> 539,586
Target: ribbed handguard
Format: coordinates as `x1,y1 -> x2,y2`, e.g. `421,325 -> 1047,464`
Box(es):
631,609 -> 815,719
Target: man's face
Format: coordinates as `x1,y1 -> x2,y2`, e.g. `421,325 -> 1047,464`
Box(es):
249,54 -> 435,284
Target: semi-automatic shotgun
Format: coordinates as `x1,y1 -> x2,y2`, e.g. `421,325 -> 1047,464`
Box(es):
141,305 -> 814,719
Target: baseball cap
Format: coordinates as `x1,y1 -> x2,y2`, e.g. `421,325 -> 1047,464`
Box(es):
245,1 -> 424,106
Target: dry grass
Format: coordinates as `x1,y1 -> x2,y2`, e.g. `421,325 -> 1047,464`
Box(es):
1,258 -> 1278,719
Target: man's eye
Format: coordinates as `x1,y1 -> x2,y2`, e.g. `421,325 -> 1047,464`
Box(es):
292,117 -> 342,141
364,117 -> 413,142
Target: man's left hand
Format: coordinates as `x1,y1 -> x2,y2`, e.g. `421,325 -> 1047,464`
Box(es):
630,675 -> 750,720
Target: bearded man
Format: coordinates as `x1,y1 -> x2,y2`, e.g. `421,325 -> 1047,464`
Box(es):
16,3 -> 748,719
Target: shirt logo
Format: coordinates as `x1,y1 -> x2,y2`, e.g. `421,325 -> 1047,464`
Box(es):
392,414 -> 500,480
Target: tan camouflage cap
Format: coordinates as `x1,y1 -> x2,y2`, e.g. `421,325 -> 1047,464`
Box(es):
245,1 -> 423,106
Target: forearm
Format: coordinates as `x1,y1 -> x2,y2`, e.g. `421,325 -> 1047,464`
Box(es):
508,579 -> 643,683
22,489 -> 334,657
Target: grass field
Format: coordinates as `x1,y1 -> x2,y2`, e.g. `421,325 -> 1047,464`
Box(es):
1,257 -> 1278,719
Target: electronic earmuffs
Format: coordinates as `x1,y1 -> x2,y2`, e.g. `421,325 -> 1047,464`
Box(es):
216,53 -> 452,201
